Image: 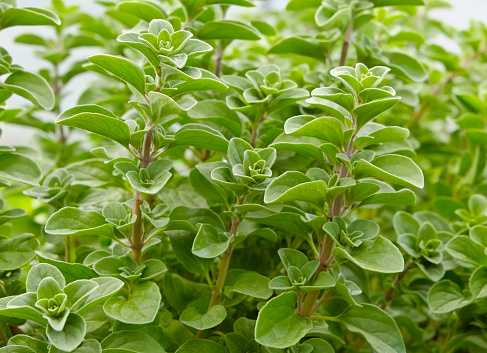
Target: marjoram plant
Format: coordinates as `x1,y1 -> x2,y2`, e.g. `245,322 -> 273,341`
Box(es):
0,0 -> 487,352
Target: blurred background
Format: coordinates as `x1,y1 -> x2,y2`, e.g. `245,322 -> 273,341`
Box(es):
1,0 -> 486,145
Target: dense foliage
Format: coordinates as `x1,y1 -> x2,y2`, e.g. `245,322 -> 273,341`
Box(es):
0,0 -> 487,352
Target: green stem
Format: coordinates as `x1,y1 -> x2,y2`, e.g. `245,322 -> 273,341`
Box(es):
382,259 -> 414,309
251,110 -> 266,147
301,234 -> 335,317
64,236 -> 73,263
131,129 -> 153,265
301,128 -> 358,317
131,191 -> 144,265
196,205 -> 243,338
0,324 -> 8,344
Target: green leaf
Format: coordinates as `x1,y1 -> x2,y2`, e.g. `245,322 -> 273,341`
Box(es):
56,105 -> 131,147
0,153 -> 42,186
224,271 -> 273,299
0,346 -> 35,353
175,340 -> 228,353
301,272 -> 336,291
45,207 -> 113,238
46,313 -> 86,352
64,280 -> 99,310
162,273 -> 211,315
354,155 -> 424,189
369,0 -> 424,6
269,37 -> 325,61
48,339 -> 102,353
188,100 -> 242,136
102,330 -> 167,353
264,171 -> 327,208
355,125 -> 409,149
271,134 -> 326,164
198,21 -> 261,40
7,335 -> 49,353
147,91 -> 196,124
103,281 -> 161,324
456,94 -> 487,114
0,294 -> 47,325
393,211 -> 420,236
36,252 -> 97,283
211,166 -> 249,196
302,338 -> 335,353
470,267 -> 487,299
334,236 -> 404,273
0,7 -> 60,29
251,20 -> 276,36
306,97 -> 349,123
427,280 -> 471,313
116,1 -> 167,22
346,181 -> 381,204
255,292 -> 312,348
246,211 -> 310,236
170,74 -> 228,96
0,234 -> 38,270
26,263 -> 65,292
359,181 -> 416,206
382,52 -> 428,82
286,0 -> 321,10
169,231 -> 213,275
206,0 -> 255,6
284,115 -> 343,147
180,298 -> 227,330
125,168 -> 172,195
353,98 -> 400,128
446,236 -> 487,267
190,163 -> 235,207
334,304 -> 406,353
278,248 -> 309,270
315,6 -> 352,32
312,87 -> 355,111
2,71 -> 55,109
192,224 -> 230,259
171,124 -> 229,154
77,277 -> 125,315
88,54 -> 146,95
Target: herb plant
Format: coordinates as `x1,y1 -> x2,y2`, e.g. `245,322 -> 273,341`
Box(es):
0,0 -> 487,352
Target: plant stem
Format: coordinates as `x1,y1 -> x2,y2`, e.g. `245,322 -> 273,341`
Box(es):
301,128 -> 358,317
0,324 -> 7,344
64,237 -> 73,263
297,291 -> 304,316
210,217 -> 239,308
131,129 -> 153,265
131,191 -> 144,265
300,234 -> 335,317
251,110 -> 266,147
213,42 -> 223,77
196,207 -> 242,338
382,259 -> 414,309
52,60 -> 69,166
339,22 -> 353,66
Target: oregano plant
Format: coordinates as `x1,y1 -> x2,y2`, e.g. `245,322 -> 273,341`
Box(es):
0,0 -> 487,352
